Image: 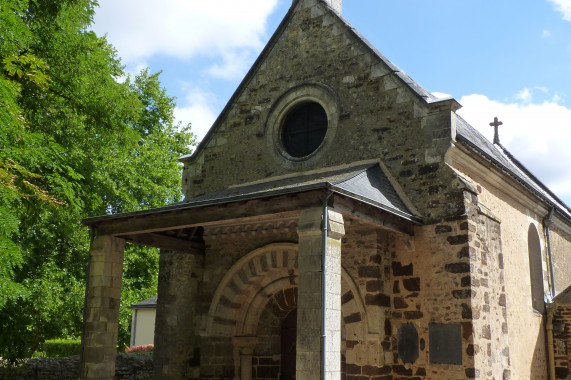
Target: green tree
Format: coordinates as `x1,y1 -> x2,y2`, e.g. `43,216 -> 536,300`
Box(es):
0,0 -> 195,359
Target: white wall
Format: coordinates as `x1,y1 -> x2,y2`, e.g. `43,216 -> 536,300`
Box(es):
130,308 -> 156,347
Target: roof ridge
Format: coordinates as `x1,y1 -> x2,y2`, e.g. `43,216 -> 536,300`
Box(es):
328,164 -> 373,186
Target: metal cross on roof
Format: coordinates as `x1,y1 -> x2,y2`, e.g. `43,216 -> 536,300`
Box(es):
490,117 -> 503,145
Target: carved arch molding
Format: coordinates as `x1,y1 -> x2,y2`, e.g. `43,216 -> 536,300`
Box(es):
205,242 -> 373,339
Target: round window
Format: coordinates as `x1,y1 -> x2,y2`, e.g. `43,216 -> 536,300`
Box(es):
281,102 -> 328,158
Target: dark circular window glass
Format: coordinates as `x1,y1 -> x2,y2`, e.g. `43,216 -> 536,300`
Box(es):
281,102 -> 328,158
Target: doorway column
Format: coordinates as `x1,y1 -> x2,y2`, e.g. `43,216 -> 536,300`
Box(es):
297,207 -> 345,380
80,233 -> 125,379
233,336 -> 258,380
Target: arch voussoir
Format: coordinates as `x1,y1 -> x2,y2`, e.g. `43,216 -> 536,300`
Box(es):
206,243 -> 298,337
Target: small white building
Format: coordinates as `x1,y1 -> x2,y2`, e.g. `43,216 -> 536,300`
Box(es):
129,295 -> 157,347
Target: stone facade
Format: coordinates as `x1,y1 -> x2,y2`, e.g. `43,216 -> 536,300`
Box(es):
79,0 -> 571,379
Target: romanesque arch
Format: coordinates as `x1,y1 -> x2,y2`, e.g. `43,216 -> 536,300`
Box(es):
206,242 -> 370,337
204,242 -> 372,379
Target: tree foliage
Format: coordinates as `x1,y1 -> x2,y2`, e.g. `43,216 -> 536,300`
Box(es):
0,0 -> 195,359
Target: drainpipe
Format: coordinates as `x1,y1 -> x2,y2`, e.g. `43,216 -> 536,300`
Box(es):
544,207 -> 555,296
546,302 -> 556,380
321,189 -> 333,380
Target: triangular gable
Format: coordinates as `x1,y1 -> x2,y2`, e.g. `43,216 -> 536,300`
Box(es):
180,0 -> 457,164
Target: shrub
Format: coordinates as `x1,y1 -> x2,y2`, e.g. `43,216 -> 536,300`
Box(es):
42,339 -> 81,358
125,344 -> 154,353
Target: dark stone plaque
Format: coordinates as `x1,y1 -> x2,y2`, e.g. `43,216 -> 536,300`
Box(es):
429,323 -> 462,364
397,323 -> 419,364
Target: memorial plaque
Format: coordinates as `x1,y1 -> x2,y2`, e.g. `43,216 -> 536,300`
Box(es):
429,323 -> 462,364
398,323 -> 419,364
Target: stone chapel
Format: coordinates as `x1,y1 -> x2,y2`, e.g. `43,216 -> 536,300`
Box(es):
79,0 -> 571,379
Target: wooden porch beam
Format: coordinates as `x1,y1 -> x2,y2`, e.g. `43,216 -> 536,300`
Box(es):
95,191 -> 324,236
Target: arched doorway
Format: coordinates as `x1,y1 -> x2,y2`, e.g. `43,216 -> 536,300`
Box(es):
280,309 -> 297,380
204,243 -> 372,379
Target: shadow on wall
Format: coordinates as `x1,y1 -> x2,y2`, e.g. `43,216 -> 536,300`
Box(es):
530,315 -> 548,380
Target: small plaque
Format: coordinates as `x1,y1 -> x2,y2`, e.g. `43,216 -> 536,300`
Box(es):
429,323 -> 462,365
398,323 -> 419,364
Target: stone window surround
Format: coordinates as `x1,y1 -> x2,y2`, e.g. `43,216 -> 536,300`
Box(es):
265,82 -> 340,170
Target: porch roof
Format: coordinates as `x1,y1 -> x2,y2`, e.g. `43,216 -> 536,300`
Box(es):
83,163 -> 421,228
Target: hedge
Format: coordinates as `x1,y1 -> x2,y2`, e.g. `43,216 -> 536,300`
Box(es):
43,339 -> 81,358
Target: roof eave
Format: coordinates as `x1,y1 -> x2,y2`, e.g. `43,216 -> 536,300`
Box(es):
455,133 -> 571,223
83,181 -> 421,229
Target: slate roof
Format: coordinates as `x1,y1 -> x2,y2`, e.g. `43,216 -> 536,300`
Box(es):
455,116 -> 571,221
129,295 -> 157,309
188,163 -> 417,221
83,163 -> 419,226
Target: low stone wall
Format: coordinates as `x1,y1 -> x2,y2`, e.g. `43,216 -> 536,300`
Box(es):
0,353 -> 153,380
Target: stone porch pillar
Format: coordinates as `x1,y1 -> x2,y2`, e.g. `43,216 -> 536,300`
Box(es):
297,207 -> 345,380
80,233 -> 125,379
153,250 -> 204,379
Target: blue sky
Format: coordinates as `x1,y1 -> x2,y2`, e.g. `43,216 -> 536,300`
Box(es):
92,0 -> 571,207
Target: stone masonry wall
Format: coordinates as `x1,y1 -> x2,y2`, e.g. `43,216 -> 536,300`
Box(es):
340,223 -> 393,378
340,214 -> 496,379
553,305 -> 571,379
448,148 -> 552,379
0,354 -> 152,380
182,0 -> 465,221
394,219 -> 476,380
464,193 -> 510,380
191,211 -> 514,379
196,217 -> 398,379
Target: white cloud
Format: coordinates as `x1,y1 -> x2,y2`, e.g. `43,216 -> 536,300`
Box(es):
542,29 -> 552,38
552,93 -> 564,103
92,0 -> 279,64
432,91 -> 452,99
548,0 -> 571,21
457,94 -> 571,203
174,86 -> 218,142
514,87 -> 552,104
515,88 -> 533,103
207,50 -> 255,80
